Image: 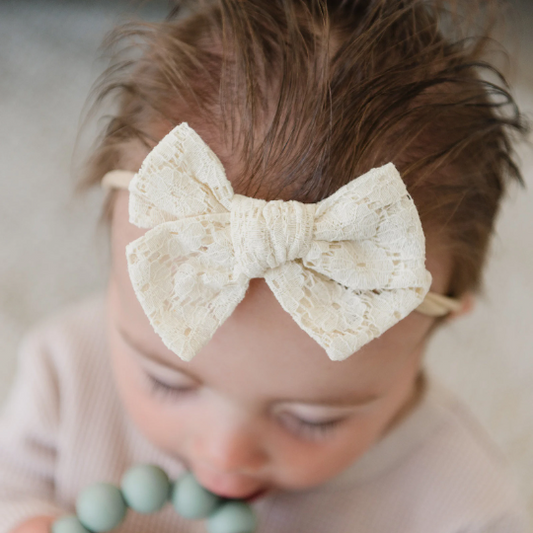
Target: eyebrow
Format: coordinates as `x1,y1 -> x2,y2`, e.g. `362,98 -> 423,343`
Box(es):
117,325 -> 383,407
118,324 -> 199,379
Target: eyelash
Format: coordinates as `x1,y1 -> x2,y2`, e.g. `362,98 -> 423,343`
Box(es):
276,412 -> 344,440
145,374 -> 344,440
146,374 -> 193,399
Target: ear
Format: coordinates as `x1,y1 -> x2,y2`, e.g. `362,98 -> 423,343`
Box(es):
446,292 -> 475,321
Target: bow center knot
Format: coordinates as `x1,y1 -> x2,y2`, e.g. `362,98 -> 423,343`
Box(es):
230,195 -> 316,278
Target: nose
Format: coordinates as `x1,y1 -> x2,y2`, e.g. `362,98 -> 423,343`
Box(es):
184,409 -> 270,499
192,419 -> 269,476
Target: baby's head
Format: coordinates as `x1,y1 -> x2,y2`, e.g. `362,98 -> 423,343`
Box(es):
80,0 -> 526,498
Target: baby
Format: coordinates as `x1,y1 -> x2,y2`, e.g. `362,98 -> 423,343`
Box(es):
0,1 -> 530,532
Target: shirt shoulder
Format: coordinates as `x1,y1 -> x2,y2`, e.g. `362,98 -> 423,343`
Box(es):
21,291 -> 108,357
15,291 -> 110,396
403,375 -> 530,531
403,375 -> 528,529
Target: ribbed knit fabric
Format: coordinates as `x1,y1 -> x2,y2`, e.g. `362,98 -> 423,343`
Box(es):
0,292 -> 528,533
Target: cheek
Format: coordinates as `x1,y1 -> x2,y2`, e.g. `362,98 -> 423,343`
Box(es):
109,336 -> 188,455
274,407 -> 397,489
275,365 -> 421,490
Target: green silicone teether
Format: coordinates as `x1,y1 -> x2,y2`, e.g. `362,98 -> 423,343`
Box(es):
51,465 -> 258,533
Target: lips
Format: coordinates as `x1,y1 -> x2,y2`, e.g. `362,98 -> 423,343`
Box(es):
181,458 -> 271,501
242,488 -> 269,502
196,475 -> 269,501
203,484 -> 269,501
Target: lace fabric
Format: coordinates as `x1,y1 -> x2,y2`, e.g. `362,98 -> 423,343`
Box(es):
109,123 -> 437,361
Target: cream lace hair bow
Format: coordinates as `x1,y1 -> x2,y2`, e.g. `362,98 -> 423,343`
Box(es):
102,123 -> 461,362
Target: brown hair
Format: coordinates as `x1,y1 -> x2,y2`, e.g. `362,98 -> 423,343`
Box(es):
77,0 -> 528,300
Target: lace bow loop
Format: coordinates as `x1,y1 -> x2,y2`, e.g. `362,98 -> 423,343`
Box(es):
128,124 -> 234,229
306,163 -> 429,291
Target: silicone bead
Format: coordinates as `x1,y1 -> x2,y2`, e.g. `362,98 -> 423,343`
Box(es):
171,472 -> 222,519
76,482 -> 127,532
121,464 -> 170,513
51,515 -> 91,533
207,501 -> 257,533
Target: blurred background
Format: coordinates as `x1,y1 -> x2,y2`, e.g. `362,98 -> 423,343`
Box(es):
1,0 -> 532,527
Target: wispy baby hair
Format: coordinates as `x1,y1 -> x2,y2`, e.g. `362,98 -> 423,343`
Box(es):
79,0 -> 528,300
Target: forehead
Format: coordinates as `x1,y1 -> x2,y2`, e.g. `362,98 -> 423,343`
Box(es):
109,190 -> 442,399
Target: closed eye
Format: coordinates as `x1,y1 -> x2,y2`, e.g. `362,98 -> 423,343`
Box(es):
276,411 -> 346,441
146,374 -> 195,400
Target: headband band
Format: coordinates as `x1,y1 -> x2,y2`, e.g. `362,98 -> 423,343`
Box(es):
102,123 -> 462,361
